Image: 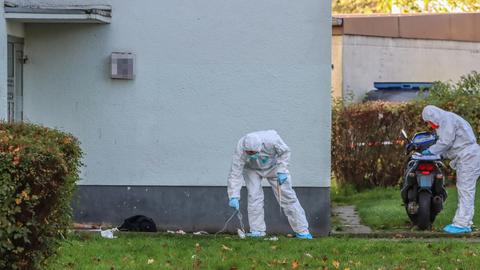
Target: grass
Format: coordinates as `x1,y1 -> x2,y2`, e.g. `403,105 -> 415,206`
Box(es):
47,232 -> 480,270
332,184 -> 480,231
46,185 -> 480,269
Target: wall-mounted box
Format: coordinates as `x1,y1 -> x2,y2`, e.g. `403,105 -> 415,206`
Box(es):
111,52 -> 135,80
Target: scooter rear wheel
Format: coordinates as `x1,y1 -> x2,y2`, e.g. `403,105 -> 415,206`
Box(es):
417,191 -> 432,230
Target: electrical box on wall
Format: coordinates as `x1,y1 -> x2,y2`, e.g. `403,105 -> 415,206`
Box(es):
111,52 -> 135,80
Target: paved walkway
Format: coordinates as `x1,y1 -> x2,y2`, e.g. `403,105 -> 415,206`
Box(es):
331,205 -> 480,240
331,205 -> 373,234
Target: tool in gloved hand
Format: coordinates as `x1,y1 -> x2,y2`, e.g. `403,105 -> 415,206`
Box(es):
217,200 -> 246,238
276,173 -> 288,214
276,172 -> 288,185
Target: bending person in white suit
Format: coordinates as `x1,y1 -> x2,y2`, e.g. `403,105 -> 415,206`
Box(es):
227,130 -> 312,239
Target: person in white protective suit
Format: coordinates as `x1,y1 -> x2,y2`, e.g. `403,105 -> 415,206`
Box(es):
421,105 -> 480,233
227,130 -> 312,239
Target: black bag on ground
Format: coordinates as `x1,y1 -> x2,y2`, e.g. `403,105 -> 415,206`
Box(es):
118,215 -> 157,232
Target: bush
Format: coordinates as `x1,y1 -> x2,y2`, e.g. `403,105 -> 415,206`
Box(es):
0,123 -> 83,270
332,71 -> 480,190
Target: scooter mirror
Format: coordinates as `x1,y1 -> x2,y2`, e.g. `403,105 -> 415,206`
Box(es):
401,129 -> 408,140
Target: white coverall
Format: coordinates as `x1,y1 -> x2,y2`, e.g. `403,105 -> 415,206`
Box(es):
227,130 -> 310,234
423,105 -> 480,228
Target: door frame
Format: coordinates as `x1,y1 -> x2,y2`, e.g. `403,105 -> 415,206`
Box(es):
7,35 -> 24,123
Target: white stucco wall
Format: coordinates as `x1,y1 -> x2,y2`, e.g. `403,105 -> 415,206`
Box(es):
342,35 -> 480,102
21,0 -> 331,187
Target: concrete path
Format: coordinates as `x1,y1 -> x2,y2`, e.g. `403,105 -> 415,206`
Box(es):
331,205 -> 480,240
331,205 -> 373,234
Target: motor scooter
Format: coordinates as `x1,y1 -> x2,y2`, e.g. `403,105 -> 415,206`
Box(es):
400,129 -> 447,230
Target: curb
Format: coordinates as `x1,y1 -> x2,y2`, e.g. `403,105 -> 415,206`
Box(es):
330,231 -> 480,239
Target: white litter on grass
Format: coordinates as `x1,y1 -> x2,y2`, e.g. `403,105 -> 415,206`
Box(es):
264,236 -> 278,241
167,230 -> 185,234
100,228 -> 118,239
221,244 -> 232,251
237,229 -> 246,239
193,231 -> 209,235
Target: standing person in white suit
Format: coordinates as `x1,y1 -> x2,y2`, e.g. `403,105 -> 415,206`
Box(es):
421,105 -> 480,233
226,130 -> 312,239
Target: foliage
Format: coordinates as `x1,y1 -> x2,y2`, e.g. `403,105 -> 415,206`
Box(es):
0,123 -> 83,270
332,0 -> 391,14
332,72 -> 480,189
332,0 -> 480,14
332,100 -> 424,189
47,232 -> 480,269
416,71 -> 480,134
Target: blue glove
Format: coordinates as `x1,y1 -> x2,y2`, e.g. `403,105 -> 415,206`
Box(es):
277,172 -> 288,185
228,197 -> 239,210
422,149 -> 433,155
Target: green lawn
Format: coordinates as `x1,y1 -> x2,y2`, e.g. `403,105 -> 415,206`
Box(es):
47,233 -> 480,270
332,185 -> 480,231
46,185 -> 480,269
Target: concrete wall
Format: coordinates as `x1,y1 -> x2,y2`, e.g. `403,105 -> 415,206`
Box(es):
337,13 -> 480,43
331,35 -> 343,99
22,0 -> 331,188
0,0 -> 7,120
342,35 -> 480,102
74,185 -> 330,235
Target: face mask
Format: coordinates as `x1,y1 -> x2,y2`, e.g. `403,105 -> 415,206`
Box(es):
260,156 -> 270,164
248,153 -> 259,160
428,121 -> 439,129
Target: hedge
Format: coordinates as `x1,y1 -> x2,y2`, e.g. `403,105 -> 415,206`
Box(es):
332,71 -> 480,190
0,123 -> 83,270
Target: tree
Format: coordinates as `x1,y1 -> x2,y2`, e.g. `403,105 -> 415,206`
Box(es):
332,0 -> 391,14
332,0 -> 480,14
